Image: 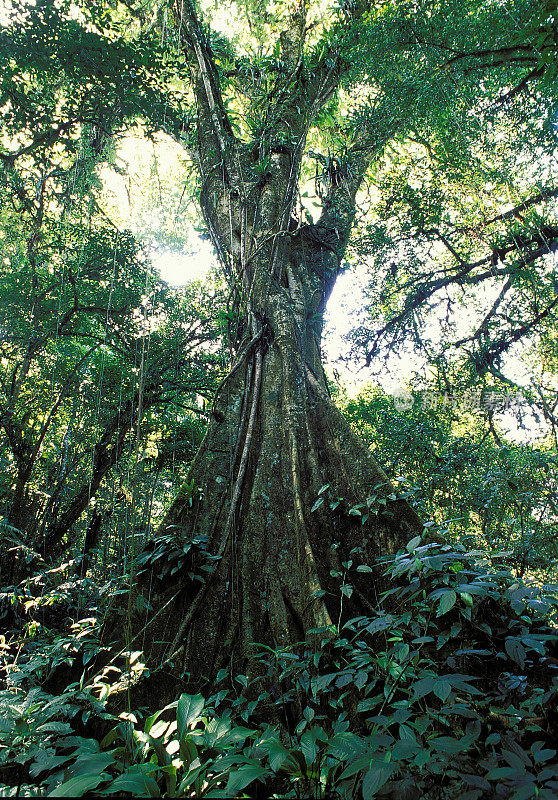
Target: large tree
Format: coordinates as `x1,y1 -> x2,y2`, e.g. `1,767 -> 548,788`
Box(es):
107,0 -> 555,698
4,0 -> 553,699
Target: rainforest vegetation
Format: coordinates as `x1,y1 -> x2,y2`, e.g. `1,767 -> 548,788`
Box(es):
1,0 -> 558,796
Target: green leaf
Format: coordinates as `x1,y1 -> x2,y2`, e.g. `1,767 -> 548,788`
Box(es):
429,736 -> 469,754
532,747 -> 556,763
67,753 -> 116,777
48,773 -> 108,796
326,732 -> 367,761
266,741 -> 297,772
362,763 -> 394,798
224,763 -> 268,795
505,638 -> 526,668
311,496 -> 324,513
300,729 -> 318,766
177,693 -> 204,739
179,733 -> 198,769
433,679 -> 451,702
98,768 -> 161,797
446,674 -> 481,695
354,669 -> 369,690
411,676 -> 436,699
508,785 -> 538,800
37,722 -> 73,734
501,748 -> 528,772
437,590 -> 457,616
177,764 -> 207,793
406,536 -> 421,553
339,755 -> 373,780
29,750 -> 72,778
485,766 -> 517,779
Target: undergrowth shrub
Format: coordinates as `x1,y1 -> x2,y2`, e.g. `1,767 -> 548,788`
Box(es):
1,542 -> 558,798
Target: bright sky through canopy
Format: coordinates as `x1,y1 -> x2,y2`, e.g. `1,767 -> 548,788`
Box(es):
99,119 -> 550,444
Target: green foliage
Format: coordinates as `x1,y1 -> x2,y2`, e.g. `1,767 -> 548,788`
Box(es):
0,216 -> 222,570
338,0 -> 557,391
3,545 -> 558,798
0,680 -> 111,797
0,0 -> 186,150
341,385 -> 558,577
135,532 -> 214,586
515,0 -> 558,85
0,0 -> 557,796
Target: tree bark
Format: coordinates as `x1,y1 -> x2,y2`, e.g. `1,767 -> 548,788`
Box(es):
42,398 -> 137,556
110,244 -> 422,699
100,0 -> 423,706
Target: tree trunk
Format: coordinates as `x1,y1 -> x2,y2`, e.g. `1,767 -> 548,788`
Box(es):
42,398 -> 137,556
111,248 -> 422,700
100,0 -> 423,709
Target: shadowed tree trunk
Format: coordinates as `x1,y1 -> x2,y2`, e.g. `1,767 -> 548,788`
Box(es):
102,0 -> 423,702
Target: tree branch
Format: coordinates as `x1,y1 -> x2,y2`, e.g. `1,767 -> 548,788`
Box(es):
172,0 -> 238,180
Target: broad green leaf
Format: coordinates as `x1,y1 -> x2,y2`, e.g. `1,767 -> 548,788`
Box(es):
508,785 -> 538,800
505,638 -> 526,668
459,591 -> 474,607
48,773 -> 108,796
446,674 -> 482,695
484,766 -> 518,779
432,679 -> 451,702
66,753 -> 116,777
266,741 -> 296,772
177,764 -> 207,793
219,725 -> 255,746
354,669 -> 369,690
501,748 -> 528,772
339,755 -> 373,780
411,676 -> 436,699
300,729 -> 319,766
406,536 -> 421,553
532,747 -> 556,763
177,693 -> 204,738
396,643 -> 409,661
29,750 -> 72,778
97,768 -> 161,797
437,590 -> 457,616
36,722 -> 73,735
362,763 -> 394,798
148,719 -> 171,740
398,725 -> 417,744
326,732 -> 366,761
430,736 -> 469,754
178,731 -> 197,768
224,763 -> 268,795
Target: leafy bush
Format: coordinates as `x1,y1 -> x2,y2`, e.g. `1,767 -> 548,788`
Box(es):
2,543 -> 558,798
0,681 -> 111,798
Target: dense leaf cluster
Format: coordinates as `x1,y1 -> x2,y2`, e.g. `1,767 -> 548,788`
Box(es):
2,544 -> 558,798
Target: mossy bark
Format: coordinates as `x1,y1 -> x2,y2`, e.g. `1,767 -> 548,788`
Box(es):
99,0 -> 423,708
102,248 -> 422,703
